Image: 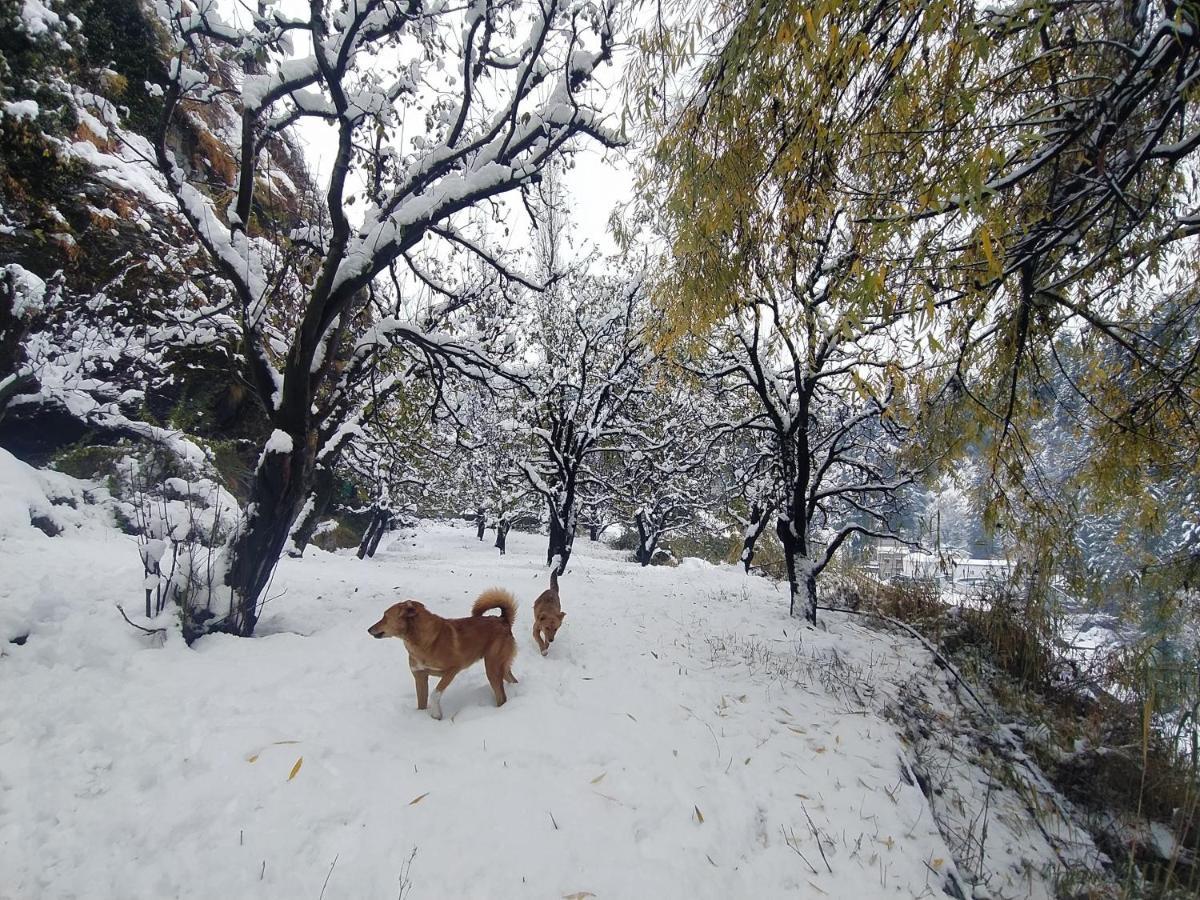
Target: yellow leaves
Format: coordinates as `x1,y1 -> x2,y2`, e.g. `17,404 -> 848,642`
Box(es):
802,9 -> 817,41
287,757 -> 303,781
694,804 -> 705,824
409,792 -> 430,805
979,225 -> 1001,275
563,893 -> 596,899
590,772 -> 607,784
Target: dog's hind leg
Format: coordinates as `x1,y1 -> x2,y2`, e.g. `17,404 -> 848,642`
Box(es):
504,668 -> 518,684
429,670 -> 459,720
484,655 -> 508,707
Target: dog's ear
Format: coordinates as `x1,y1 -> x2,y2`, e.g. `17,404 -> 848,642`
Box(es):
557,611 -> 566,621
401,604 -> 419,618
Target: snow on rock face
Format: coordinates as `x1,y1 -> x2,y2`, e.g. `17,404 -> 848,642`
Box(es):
2,263 -> 48,318
0,520 -> 1102,899
18,0 -> 61,36
2,99 -> 39,120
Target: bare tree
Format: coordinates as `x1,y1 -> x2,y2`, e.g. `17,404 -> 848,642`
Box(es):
691,226 -> 926,623
153,0 -> 624,637
520,272 -> 652,575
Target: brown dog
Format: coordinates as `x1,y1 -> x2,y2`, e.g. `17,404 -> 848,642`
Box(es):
368,588 -> 518,720
532,570 -> 566,656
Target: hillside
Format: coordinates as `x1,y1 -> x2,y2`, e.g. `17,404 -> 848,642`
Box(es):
0,447 -> 1113,899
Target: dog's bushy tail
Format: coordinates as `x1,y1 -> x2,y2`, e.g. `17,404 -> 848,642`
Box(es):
472,588 -> 517,626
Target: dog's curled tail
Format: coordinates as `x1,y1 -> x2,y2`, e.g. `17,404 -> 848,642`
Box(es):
472,588 -> 517,626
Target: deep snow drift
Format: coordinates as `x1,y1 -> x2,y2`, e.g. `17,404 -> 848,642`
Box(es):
0,449 -> 1104,899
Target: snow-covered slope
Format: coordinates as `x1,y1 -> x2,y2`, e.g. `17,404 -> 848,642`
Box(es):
0,450 -> 1103,899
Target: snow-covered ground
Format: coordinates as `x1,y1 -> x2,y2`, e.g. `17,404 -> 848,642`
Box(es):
0,449 -> 1103,899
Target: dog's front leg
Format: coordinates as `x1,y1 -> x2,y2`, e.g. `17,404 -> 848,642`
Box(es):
413,671 -> 430,710
429,670 -> 459,720
533,625 -> 548,656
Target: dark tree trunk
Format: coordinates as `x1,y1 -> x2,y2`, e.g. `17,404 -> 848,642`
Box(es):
803,570 -> 818,625
289,461 -> 337,557
495,518 -> 510,555
741,502 -> 769,573
589,523 -> 599,541
776,516 -> 817,624
476,508 -> 486,541
546,505 -> 574,574
776,516 -> 799,617
211,439 -> 312,641
634,511 -> 657,566
360,509 -> 387,558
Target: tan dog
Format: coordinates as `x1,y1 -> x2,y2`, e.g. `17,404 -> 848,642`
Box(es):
532,570 -> 566,656
368,588 -> 518,720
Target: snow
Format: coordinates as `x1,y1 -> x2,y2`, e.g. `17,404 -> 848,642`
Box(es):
2,99 -> 39,120
0,465 -> 1102,899
262,429 -> 295,456
18,0 -> 61,36
3,263 -> 47,317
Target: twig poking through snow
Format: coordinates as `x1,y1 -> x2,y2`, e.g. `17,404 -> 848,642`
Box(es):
782,825 -> 820,875
802,803 -> 833,874
318,854 -> 338,900
115,604 -> 166,637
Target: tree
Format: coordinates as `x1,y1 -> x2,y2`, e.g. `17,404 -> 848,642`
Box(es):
519,272 -> 653,575
687,271 -> 923,622
617,374 -> 714,565
458,383 -> 537,555
153,0 -> 625,636
637,0 -> 1200,608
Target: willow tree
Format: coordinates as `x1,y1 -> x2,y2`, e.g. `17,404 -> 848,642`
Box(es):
636,0 -> 1200,599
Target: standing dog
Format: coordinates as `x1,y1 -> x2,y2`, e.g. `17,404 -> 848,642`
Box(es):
368,588 -> 518,720
532,570 -> 566,656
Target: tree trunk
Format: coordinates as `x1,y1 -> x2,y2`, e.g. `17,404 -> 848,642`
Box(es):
803,569 -> 818,626
547,504 -> 574,574
495,518 -> 510,555
776,516 -> 816,624
476,508 -> 486,541
634,511 -> 656,566
211,439 -> 312,641
363,509 -> 387,558
288,461 -> 337,557
589,523 -> 599,541
777,516 -> 800,618
741,502 -> 769,573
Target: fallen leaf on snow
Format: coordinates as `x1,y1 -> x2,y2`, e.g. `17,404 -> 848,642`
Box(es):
287,757 -> 303,781
409,792 -> 430,805
590,772 -> 606,784
562,893 -> 595,899
694,805 -> 704,824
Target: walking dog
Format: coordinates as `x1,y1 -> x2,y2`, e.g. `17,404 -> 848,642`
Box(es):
368,589 -> 518,719
532,570 -> 566,656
